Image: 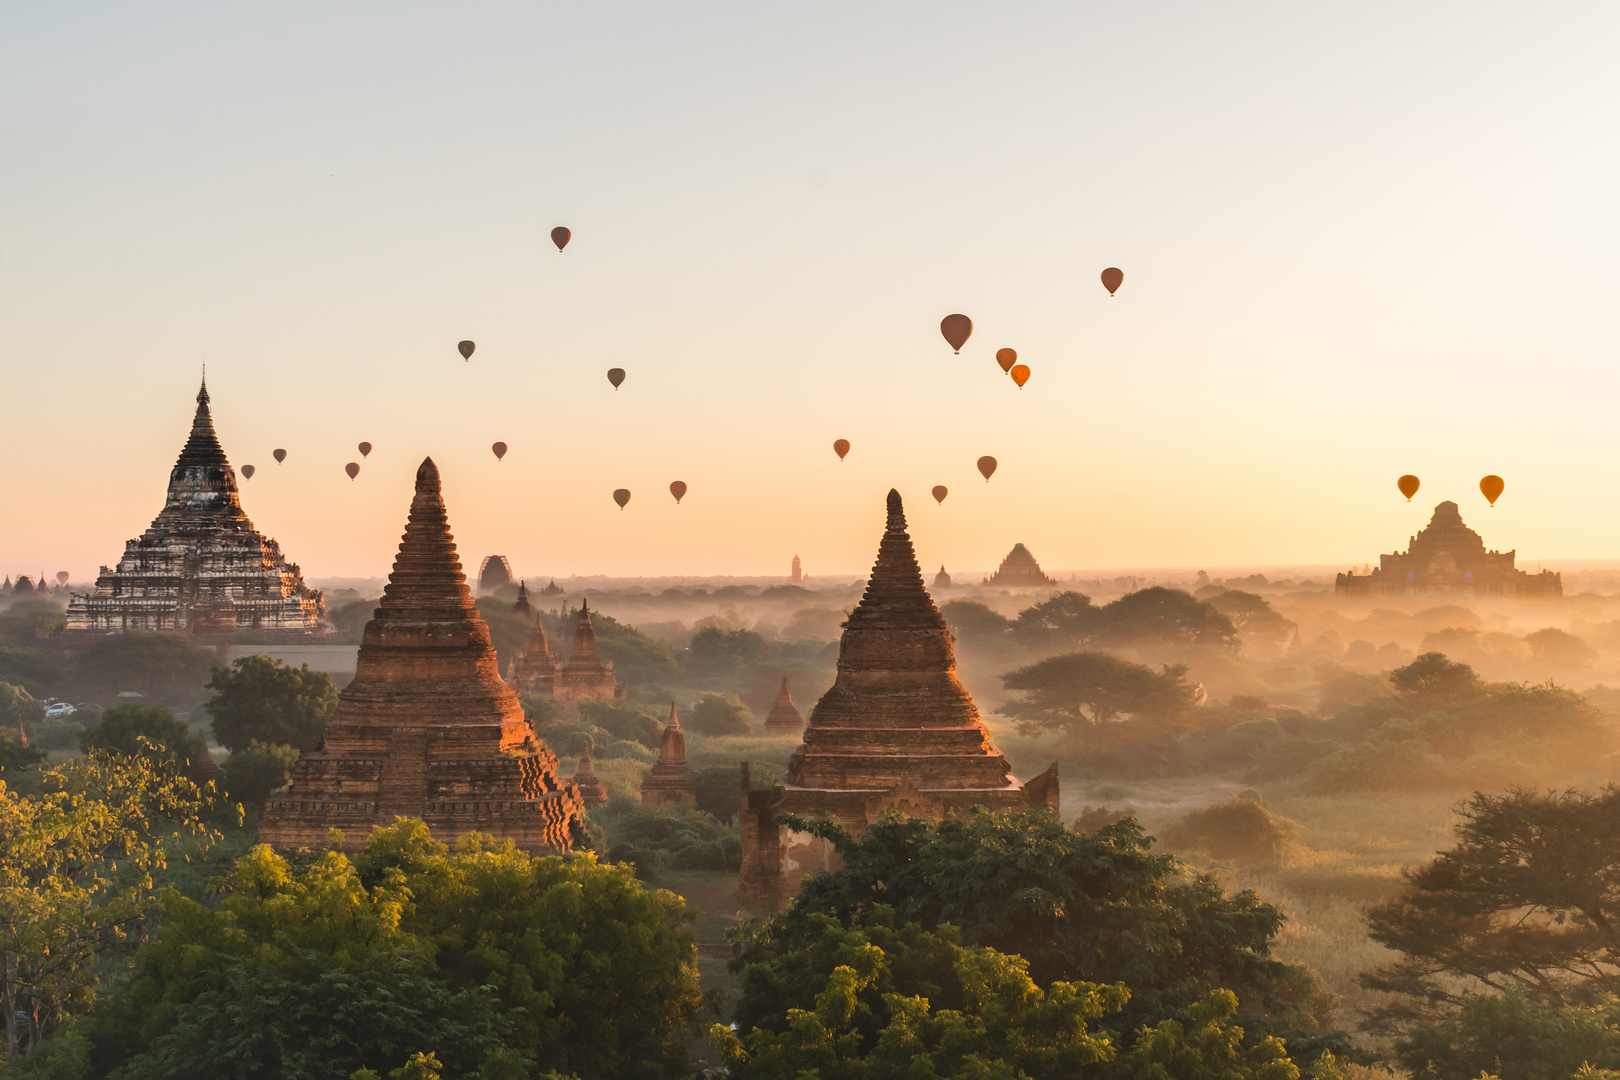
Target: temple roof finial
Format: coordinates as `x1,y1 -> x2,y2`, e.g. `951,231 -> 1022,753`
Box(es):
416,457 -> 440,494
886,488 -> 905,532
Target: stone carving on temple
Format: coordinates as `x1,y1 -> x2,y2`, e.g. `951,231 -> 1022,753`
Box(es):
934,565 -> 951,589
572,743 -> 608,808
739,489 -> 1058,907
981,543 -> 1056,588
640,703 -> 697,805
1336,500 -> 1561,597
478,555 -> 513,594
258,457 -> 585,853
763,676 -> 805,734
512,581 -> 533,620
65,378 -> 323,640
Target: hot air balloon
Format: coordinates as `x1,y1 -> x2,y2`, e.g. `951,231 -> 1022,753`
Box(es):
273,449 -> 287,463
491,442 -> 508,461
551,226 -> 571,251
1101,267 -> 1124,296
1397,474 -> 1420,502
241,464 -> 256,480
358,442 -> 372,458
345,462 -> 360,480
607,368 -> 625,389
1010,365 -> 1030,387
1480,474 -> 1505,506
458,340 -> 475,361
833,439 -> 850,461
613,488 -> 631,509
995,348 -> 1016,372
977,456 -> 997,482
55,571 -> 69,586
669,481 -> 687,504
940,314 -> 972,353
932,485 -> 948,504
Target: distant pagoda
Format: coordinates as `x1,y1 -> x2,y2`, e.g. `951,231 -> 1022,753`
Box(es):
1337,500 -> 1561,597
66,378 -> 322,639
763,676 -> 805,734
512,581 -> 533,620
983,543 -> 1055,588
478,555 -> 513,594
507,617 -> 559,693
571,744 -> 608,808
258,458 -> 584,853
741,490 -> 1058,906
640,703 -> 696,806
552,601 -> 624,713
934,565 -> 951,589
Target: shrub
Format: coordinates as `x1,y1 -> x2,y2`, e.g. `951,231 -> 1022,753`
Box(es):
1160,793 -> 1296,866
688,693 -> 752,736
221,741 -> 301,805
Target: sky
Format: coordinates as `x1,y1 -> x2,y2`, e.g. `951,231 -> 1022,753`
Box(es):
3,2 -> 1619,581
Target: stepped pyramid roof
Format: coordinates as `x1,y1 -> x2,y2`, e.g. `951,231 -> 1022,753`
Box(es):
764,676 -> 805,733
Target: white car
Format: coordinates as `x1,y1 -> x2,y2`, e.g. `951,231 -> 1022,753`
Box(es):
44,703 -> 76,719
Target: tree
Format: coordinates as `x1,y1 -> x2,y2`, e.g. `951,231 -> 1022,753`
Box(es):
941,600 -> 1012,641
88,822 -> 703,1080
999,652 -> 1200,733
597,800 -> 741,878
204,654 -> 338,752
1393,990 -> 1620,1080
1389,652 -> 1484,714
738,808 -> 1338,1043
577,700 -> 661,748
1526,627 -> 1600,672
1203,590 -> 1296,648
77,703 -> 205,765
69,632 -> 218,707
0,684 -> 47,772
1094,587 -> 1239,650
221,741 -> 301,805
689,692 -> 752,735
1011,591 -> 1098,645
686,626 -> 769,678
1361,786 -> 1620,1033
0,750 -> 222,1060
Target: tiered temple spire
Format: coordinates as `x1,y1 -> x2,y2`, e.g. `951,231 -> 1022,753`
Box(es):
640,702 -> 696,805
763,676 -> 805,734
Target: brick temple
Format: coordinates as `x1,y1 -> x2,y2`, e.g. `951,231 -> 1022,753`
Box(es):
1336,500 -> 1562,597
740,489 -> 1058,906
763,676 -> 805,734
258,458 -> 585,853
640,703 -> 696,806
982,543 -> 1056,588
66,378 -> 323,639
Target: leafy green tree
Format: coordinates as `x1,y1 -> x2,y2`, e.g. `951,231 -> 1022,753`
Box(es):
1095,587 -> 1239,650
1389,652 -> 1484,714
221,741 -> 301,805
89,822 -> 703,1080
693,763 -> 744,821
1011,591 -> 1098,645
0,683 -> 46,772
0,600 -> 66,644
1394,990 -> 1620,1080
1362,786 -> 1620,1033
689,692 -> 752,735
940,600 -> 1012,641
1526,627 -> 1600,672
204,654 -> 338,752
77,704 -> 205,766
597,799 -> 740,878
999,652 -> 1200,733
0,644 -> 65,700
739,808 -> 1337,1042
577,700 -> 661,748
1203,590 -> 1296,648
0,750 -> 222,1060
69,632 -> 218,707
686,626 -> 769,677
330,597 -> 378,642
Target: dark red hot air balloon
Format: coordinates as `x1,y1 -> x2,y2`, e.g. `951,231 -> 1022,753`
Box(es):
932,485 -> 948,504
241,464 -> 256,480
551,227 -> 571,251
833,439 -> 850,460
358,442 -> 372,458
345,462 -> 360,480
669,481 -> 687,504
613,488 -> 631,509
977,456 -> 997,481
940,314 -> 972,353
273,449 -> 287,463
492,442 -> 508,461
1100,267 -> 1123,296
607,368 -> 625,389
995,348 -> 1016,372
458,340 -> 475,361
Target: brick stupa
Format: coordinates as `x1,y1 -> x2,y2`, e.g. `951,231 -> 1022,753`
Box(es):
763,676 -> 805,734
640,703 -> 696,806
740,489 -> 1058,906
983,543 -> 1056,587
507,618 -> 559,693
571,744 -> 608,808
259,458 -> 584,853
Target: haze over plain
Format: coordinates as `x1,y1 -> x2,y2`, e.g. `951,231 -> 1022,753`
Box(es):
3,2 -> 1618,577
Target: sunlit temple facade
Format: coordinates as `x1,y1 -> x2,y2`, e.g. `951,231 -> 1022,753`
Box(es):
1336,500 -> 1561,598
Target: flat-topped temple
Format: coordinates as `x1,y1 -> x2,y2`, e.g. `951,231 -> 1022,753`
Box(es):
258,457 -> 584,853
1336,500 -> 1562,597
65,378 -> 322,639
740,489 -> 1057,906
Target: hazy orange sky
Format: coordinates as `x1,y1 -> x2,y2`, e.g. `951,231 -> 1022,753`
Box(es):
4,4 -> 1618,580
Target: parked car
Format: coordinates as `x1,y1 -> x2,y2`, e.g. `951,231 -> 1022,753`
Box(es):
44,702 -> 76,719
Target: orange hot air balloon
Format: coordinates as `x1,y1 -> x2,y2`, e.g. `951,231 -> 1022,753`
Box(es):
977,456 -> 997,481
1480,474 -> 1505,506
940,314 -> 972,353
345,462 -> 360,481
458,340 -> 475,361
669,480 -> 687,504
1009,364 -> 1030,387
607,368 -> 626,389
241,464 -> 255,480
833,439 -> 850,461
932,485 -> 948,504
613,488 -> 631,509
491,442 -> 508,461
358,442 -> 372,458
551,226 -> 571,251
995,347 -> 1016,372
273,449 -> 287,463
1101,267 -> 1124,296
1397,474 -> 1420,502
